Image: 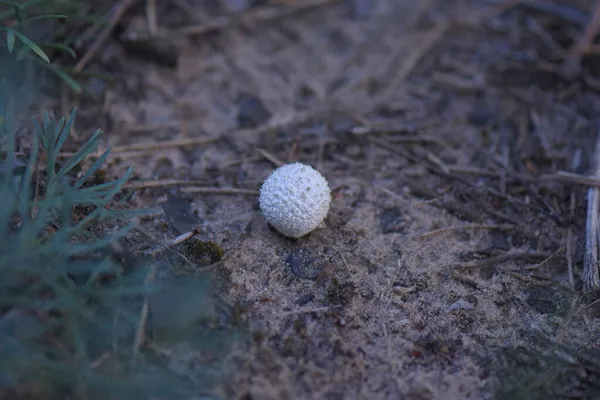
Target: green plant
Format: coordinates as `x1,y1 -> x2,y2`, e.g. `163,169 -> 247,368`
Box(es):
0,0 -> 113,94
0,106 -> 235,400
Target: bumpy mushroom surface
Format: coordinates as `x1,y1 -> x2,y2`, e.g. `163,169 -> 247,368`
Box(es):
259,162 -> 331,238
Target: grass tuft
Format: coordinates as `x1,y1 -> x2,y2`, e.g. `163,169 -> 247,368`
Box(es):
0,106 -> 237,400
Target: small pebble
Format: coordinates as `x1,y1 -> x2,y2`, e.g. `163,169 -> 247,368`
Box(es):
448,298 -> 476,311
295,293 -> 315,306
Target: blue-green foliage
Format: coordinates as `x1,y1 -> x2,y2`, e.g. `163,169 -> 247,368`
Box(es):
0,0 -> 109,93
0,107 -> 228,400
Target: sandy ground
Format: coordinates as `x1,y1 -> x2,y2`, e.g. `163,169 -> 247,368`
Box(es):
47,0 -> 600,398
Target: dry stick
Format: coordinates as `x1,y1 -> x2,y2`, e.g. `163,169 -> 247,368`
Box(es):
447,165 -> 502,178
125,179 -> 209,189
451,271 -> 479,289
584,123 -> 600,292
412,223 -> 514,240
350,124 -> 448,147
277,306 -> 341,317
57,137 -> 216,159
386,135 -> 448,147
440,164 -> 600,190
426,152 -> 450,174
372,137 -> 549,219
542,171 -> 600,188
75,9 -> 106,48
334,21 -> 447,114
521,246 -> 565,270
90,353 -> 112,369
143,226 -> 202,256
509,271 -> 551,287
125,179 -> 259,194
132,263 -> 156,365
181,187 -> 258,195
146,0 -> 158,34
585,181 -> 600,291
124,122 -> 180,133
144,0 -> 338,40
257,147 -> 285,167
374,22 -> 449,108
74,0 -> 136,72
111,136 -> 215,153
567,193 -> 576,288
454,252 -> 556,269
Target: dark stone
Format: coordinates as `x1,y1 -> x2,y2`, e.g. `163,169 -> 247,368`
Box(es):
286,248 -> 319,280
236,93 -> 270,129
380,207 -> 406,234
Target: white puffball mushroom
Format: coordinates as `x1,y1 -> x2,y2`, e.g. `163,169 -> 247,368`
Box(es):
259,162 -> 331,238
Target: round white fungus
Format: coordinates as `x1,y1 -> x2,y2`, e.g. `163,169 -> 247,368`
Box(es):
259,162 -> 331,238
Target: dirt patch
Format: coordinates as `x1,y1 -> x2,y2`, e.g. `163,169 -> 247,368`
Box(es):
53,0 -> 600,398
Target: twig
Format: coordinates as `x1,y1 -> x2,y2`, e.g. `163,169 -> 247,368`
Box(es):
257,147 -> 285,167
112,137 -> 216,153
383,134 -> 447,147
142,226 -> 201,256
124,122 -> 180,133
542,171 -> 600,188
125,179 -> 259,194
585,185 -> 600,290
142,0 -> 338,40
57,137 -> 216,159
181,187 -> 259,195
446,165 -> 501,178
366,136 -> 421,164
412,223 -> 514,240
567,192 -> 576,288
431,72 -> 483,92
522,246 -> 565,270
530,110 -> 553,156
146,0 -> 158,34
74,0 -> 136,72
277,305 -> 341,317
451,271 -> 480,289
584,123 -> 600,292
370,182 -> 412,205
132,263 -> 156,365
426,152 -> 450,174
508,271 -> 551,287
454,252 -> 557,269
125,179 -> 214,190
363,138 -> 549,218
375,22 -> 448,106
90,353 -> 112,369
